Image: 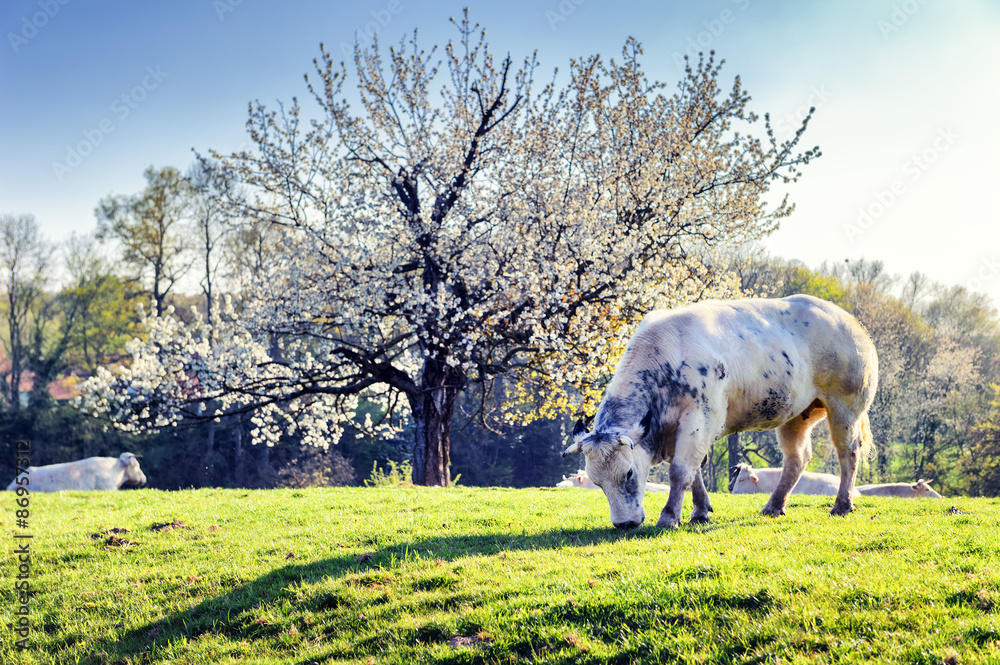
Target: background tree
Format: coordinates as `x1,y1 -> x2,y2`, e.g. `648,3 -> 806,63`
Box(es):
0,213 -> 52,411
95,166 -> 193,316
898,337 -> 981,488
186,160 -> 232,327
847,281 -> 930,480
81,15 -> 819,486
964,384 -> 1000,496
185,160 -> 235,483
60,233 -> 140,372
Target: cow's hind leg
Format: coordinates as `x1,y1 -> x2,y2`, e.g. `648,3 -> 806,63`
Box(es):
762,402 -> 827,517
827,405 -> 872,516
689,466 -> 713,524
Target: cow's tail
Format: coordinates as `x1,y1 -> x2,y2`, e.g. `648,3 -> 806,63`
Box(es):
859,412 -> 875,466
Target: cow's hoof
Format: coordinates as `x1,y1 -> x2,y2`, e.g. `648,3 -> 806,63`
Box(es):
761,504 -> 786,517
830,503 -> 853,517
656,514 -> 681,529
689,514 -> 711,525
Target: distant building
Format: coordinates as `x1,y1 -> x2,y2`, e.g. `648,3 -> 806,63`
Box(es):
0,349 -> 84,406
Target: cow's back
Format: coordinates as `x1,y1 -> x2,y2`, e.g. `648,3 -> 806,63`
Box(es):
17,458 -> 114,492
856,482 -> 941,498
621,295 -> 877,438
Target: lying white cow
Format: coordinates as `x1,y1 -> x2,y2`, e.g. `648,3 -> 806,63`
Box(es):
556,471 -> 600,489
563,294 -> 878,529
6,453 -> 146,492
556,470 -> 669,493
856,480 -> 942,498
729,463 -> 860,497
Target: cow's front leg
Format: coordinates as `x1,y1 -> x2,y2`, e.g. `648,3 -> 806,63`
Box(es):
762,414 -> 817,517
656,458 -> 700,528
689,466 -> 713,524
761,451 -> 809,517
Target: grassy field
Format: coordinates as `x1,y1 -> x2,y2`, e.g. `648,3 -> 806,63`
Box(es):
2,486 -> 1000,664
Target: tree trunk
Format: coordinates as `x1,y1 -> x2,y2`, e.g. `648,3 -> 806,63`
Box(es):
700,447 -> 715,492
727,433 -> 742,490
203,418 -> 216,487
409,359 -> 461,486
259,443 -> 271,487
233,414 -> 245,487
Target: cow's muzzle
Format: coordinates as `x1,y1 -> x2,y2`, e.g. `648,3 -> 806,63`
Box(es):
613,519 -> 642,530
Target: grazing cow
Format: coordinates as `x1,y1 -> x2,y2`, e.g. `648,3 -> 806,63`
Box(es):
6,453 -> 146,492
856,480 -> 942,498
562,294 -> 878,529
556,471 -> 669,493
729,463 -> 860,497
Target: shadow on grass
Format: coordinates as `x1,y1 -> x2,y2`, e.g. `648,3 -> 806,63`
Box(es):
93,525 -> 664,663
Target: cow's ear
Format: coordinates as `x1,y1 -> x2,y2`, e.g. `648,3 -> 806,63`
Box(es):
572,418 -> 588,437
639,409 -> 653,436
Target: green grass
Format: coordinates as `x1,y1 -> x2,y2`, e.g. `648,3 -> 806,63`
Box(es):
3,487 -> 1000,664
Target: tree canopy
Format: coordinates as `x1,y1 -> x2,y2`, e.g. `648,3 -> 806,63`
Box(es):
80,14 -> 818,485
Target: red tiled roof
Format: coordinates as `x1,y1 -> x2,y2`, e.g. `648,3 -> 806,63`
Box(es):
0,349 -> 84,401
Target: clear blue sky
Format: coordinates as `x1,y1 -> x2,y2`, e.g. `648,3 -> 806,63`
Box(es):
2,1 -> 998,303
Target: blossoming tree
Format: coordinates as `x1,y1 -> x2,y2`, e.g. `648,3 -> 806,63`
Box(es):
81,14 -> 818,486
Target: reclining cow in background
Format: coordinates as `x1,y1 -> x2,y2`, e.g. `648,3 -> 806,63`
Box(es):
729,463 -> 860,497
856,480 -> 942,498
556,470 -> 669,493
562,294 -> 878,529
6,453 -> 146,492
555,471 -> 601,489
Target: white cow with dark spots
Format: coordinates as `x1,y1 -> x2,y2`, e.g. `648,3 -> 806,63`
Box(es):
856,480 -> 942,498
562,294 -> 878,529
6,453 -> 147,492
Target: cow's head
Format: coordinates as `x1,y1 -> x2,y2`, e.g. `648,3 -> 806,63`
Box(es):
729,463 -> 758,493
119,453 -> 147,487
913,479 -> 942,498
561,410 -> 652,529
